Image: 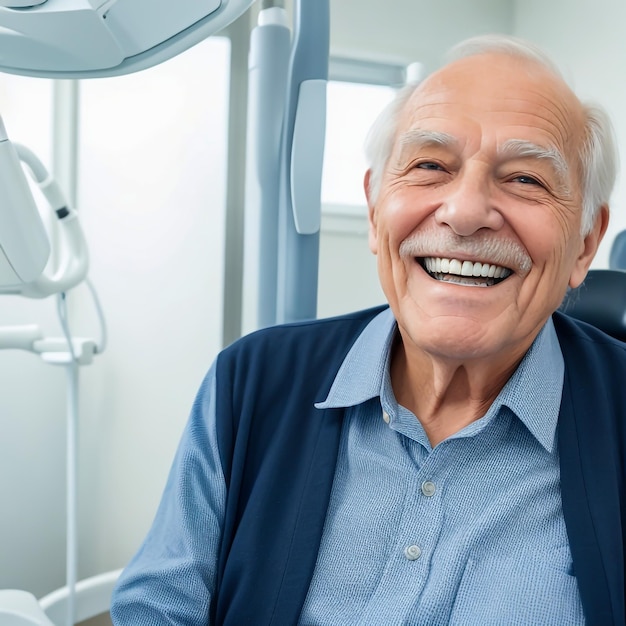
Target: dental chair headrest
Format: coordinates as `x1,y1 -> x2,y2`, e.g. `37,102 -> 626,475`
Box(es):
560,269 -> 626,342
609,230 -> 626,270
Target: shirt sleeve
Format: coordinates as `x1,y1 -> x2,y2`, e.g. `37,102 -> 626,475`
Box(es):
110,361 -> 226,625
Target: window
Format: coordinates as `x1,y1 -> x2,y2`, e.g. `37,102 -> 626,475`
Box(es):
321,80 -> 396,211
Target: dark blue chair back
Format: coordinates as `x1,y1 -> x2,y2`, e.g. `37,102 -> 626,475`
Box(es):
560,269 -> 626,342
609,230 -> 626,270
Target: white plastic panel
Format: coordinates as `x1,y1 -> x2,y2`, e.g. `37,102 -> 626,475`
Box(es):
0,0 -> 253,77
0,3 -> 126,72
0,0 -> 47,6
290,79 -> 327,235
104,0 -> 222,58
0,590 -> 54,626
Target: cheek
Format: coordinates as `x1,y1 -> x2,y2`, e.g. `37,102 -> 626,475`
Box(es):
377,188 -> 434,247
514,203 -> 580,270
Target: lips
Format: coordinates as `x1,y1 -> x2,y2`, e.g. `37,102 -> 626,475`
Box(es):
419,256 -> 512,287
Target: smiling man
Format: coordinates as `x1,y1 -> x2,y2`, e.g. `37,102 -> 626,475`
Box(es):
364,42 -> 608,448
111,36 -> 626,626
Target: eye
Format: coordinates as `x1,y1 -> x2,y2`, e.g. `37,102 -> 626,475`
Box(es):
511,174 -> 543,186
417,161 -> 445,171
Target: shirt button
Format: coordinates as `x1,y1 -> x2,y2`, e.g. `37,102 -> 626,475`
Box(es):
382,410 -> 390,424
404,544 -> 422,561
421,481 -> 436,497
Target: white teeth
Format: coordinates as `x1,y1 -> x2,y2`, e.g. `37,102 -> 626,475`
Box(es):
421,257 -> 511,282
461,261 -> 473,276
449,259 -> 462,275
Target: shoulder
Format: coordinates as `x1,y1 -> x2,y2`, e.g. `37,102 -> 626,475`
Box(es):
214,305 -> 388,406
553,311 -> 626,362
211,308 -> 389,485
219,305 -> 388,365
553,311 -> 626,427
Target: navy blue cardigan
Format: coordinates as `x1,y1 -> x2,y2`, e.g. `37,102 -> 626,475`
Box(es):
213,307 -> 626,625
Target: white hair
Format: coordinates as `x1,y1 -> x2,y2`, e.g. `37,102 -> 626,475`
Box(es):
364,34 -> 619,236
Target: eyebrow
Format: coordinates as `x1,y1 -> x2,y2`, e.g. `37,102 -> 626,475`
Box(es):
394,129 -> 459,170
398,129 -> 459,152
497,139 -> 571,187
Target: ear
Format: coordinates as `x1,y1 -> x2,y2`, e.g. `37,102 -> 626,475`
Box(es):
364,169 -> 378,254
569,205 -> 610,289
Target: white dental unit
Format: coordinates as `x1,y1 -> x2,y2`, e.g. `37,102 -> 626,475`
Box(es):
0,0 -> 328,623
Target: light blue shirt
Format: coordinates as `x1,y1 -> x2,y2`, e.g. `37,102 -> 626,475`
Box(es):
111,309 -> 585,625
300,308 -> 584,624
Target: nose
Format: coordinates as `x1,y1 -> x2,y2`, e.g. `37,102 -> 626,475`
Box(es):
434,169 -> 504,236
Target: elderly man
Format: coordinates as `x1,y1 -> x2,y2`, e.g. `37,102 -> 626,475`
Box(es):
111,35 -> 625,625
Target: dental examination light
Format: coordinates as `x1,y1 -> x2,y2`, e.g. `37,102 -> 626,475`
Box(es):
0,0 -> 255,78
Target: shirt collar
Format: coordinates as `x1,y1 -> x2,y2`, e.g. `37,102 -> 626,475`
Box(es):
315,307 -> 396,409
316,309 -> 564,453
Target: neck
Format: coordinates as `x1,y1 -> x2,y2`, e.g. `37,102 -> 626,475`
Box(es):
390,332 -> 528,447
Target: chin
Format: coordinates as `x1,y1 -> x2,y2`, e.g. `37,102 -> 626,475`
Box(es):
397,304 -> 517,362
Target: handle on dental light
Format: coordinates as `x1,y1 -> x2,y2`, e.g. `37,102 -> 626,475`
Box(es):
13,143 -> 89,298
0,120 -> 50,286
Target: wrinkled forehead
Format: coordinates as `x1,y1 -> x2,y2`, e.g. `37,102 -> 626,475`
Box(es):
396,52 -> 586,167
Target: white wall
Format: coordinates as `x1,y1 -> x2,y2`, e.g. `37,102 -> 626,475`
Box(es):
74,36 -> 230,580
513,0 -> 626,267
329,0 -> 514,74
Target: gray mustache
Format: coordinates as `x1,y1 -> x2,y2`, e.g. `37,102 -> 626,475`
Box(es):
399,230 -> 532,276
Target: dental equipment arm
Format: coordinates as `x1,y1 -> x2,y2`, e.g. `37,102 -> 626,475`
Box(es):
0,325 -> 97,364
0,117 -> 88,298
0,117 -> 49,287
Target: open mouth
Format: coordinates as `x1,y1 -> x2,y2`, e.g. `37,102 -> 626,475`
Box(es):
418,257 -> 513,287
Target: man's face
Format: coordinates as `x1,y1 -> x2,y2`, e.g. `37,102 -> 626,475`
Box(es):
366,52 -> 607,363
